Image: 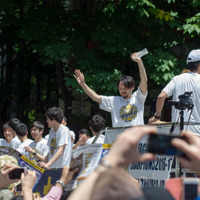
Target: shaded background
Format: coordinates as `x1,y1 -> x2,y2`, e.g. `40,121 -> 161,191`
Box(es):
0,0 -> 200,139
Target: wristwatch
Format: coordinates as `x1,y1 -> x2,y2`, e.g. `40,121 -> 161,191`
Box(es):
33,150 -> 37,156
56,179 -> 65,189
154,113 -> 161,119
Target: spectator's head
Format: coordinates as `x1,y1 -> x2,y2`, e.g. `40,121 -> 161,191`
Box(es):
78,128 -> 90,145
89,115 -> 106,134
117,76 -> 135,99
3,122 -> 13,143
30,121 -> 44,141
90,168 -> 142,200
8,118 -> 20,136
186,49 -> 200,72
79,128 -> 90,137
0,189 -> 13,200
45,107 -> 64,125
15,123 -> 28,137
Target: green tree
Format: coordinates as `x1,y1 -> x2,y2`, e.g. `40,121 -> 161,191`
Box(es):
0,0 -> 200,130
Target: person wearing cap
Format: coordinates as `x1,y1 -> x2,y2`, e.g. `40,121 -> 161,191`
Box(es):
74,52 -> 148,128
149,49 -> 200,135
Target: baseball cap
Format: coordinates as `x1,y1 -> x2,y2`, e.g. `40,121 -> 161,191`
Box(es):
186,49 -> 200,64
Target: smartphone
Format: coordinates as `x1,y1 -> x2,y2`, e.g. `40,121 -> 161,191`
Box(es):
147,134 -> 188,158
182,178 -> 199,200
9,167 -> 27,179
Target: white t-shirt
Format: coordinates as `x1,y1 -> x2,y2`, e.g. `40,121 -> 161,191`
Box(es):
46,130 -> 75,144
0,139 -> 11,147
10,136 -> 21,149
44,134 -> 49,141
16,139 -> 33,156
100,88 -> 147,127
86,134 -> 105,144
28,138 -> 49,162
162,72 -> 200,134
47,124 -> 72,168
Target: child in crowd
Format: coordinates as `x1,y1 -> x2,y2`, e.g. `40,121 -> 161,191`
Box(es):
25,121 -> 49,163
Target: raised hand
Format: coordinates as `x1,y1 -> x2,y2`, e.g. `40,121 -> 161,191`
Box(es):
74,69 -> 85,86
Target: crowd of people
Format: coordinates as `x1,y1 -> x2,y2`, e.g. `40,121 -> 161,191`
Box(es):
0,49 -> 200,199
1,126 -> 200,200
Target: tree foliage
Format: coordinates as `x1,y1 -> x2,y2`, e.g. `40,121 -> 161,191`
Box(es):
0,0 -> 200,127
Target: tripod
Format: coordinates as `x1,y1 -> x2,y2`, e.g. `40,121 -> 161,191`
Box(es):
169,94 -> 194,177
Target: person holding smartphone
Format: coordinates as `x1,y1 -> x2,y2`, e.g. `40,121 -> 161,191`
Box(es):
0,164 -> 20,189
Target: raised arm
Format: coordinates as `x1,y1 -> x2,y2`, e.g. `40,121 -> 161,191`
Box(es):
130,53 -> 148,95
74,69 -> 102,104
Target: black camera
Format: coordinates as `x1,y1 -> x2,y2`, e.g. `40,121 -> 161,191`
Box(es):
168,91 -> 193,111
147,133 -> 188,159
9,167 -> 27,179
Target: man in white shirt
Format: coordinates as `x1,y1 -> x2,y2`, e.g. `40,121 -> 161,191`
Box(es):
9,118 -> 21,149
15,123 -> 33,156
149,49 -> 200,135
25,121 -> 49,163
74,52 -> 148,128
0,122 -> 13,147
45,116 -> 76,145
38,107 -> 72,168
86,115 -> 106,145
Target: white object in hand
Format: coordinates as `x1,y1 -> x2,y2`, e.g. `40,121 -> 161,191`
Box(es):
137,48 -> 148,58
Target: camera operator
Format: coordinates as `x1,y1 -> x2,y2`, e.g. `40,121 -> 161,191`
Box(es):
149,49 -> 200,135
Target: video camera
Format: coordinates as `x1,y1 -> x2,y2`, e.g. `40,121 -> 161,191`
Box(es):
168,91 -> 194,111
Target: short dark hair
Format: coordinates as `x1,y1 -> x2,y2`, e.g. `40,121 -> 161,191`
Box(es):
8,118 -> 20,132
3,122 -> 9,130
15,123 -> 28,137
117,76 -> 135,88
31,121 -> 44,131
188,61 -> 200,72
79,128 -> 90,137
89,115 -> 106,133
45,107 -> 64,123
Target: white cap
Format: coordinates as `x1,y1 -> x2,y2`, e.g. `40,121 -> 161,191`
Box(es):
186,49 -> 200,64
